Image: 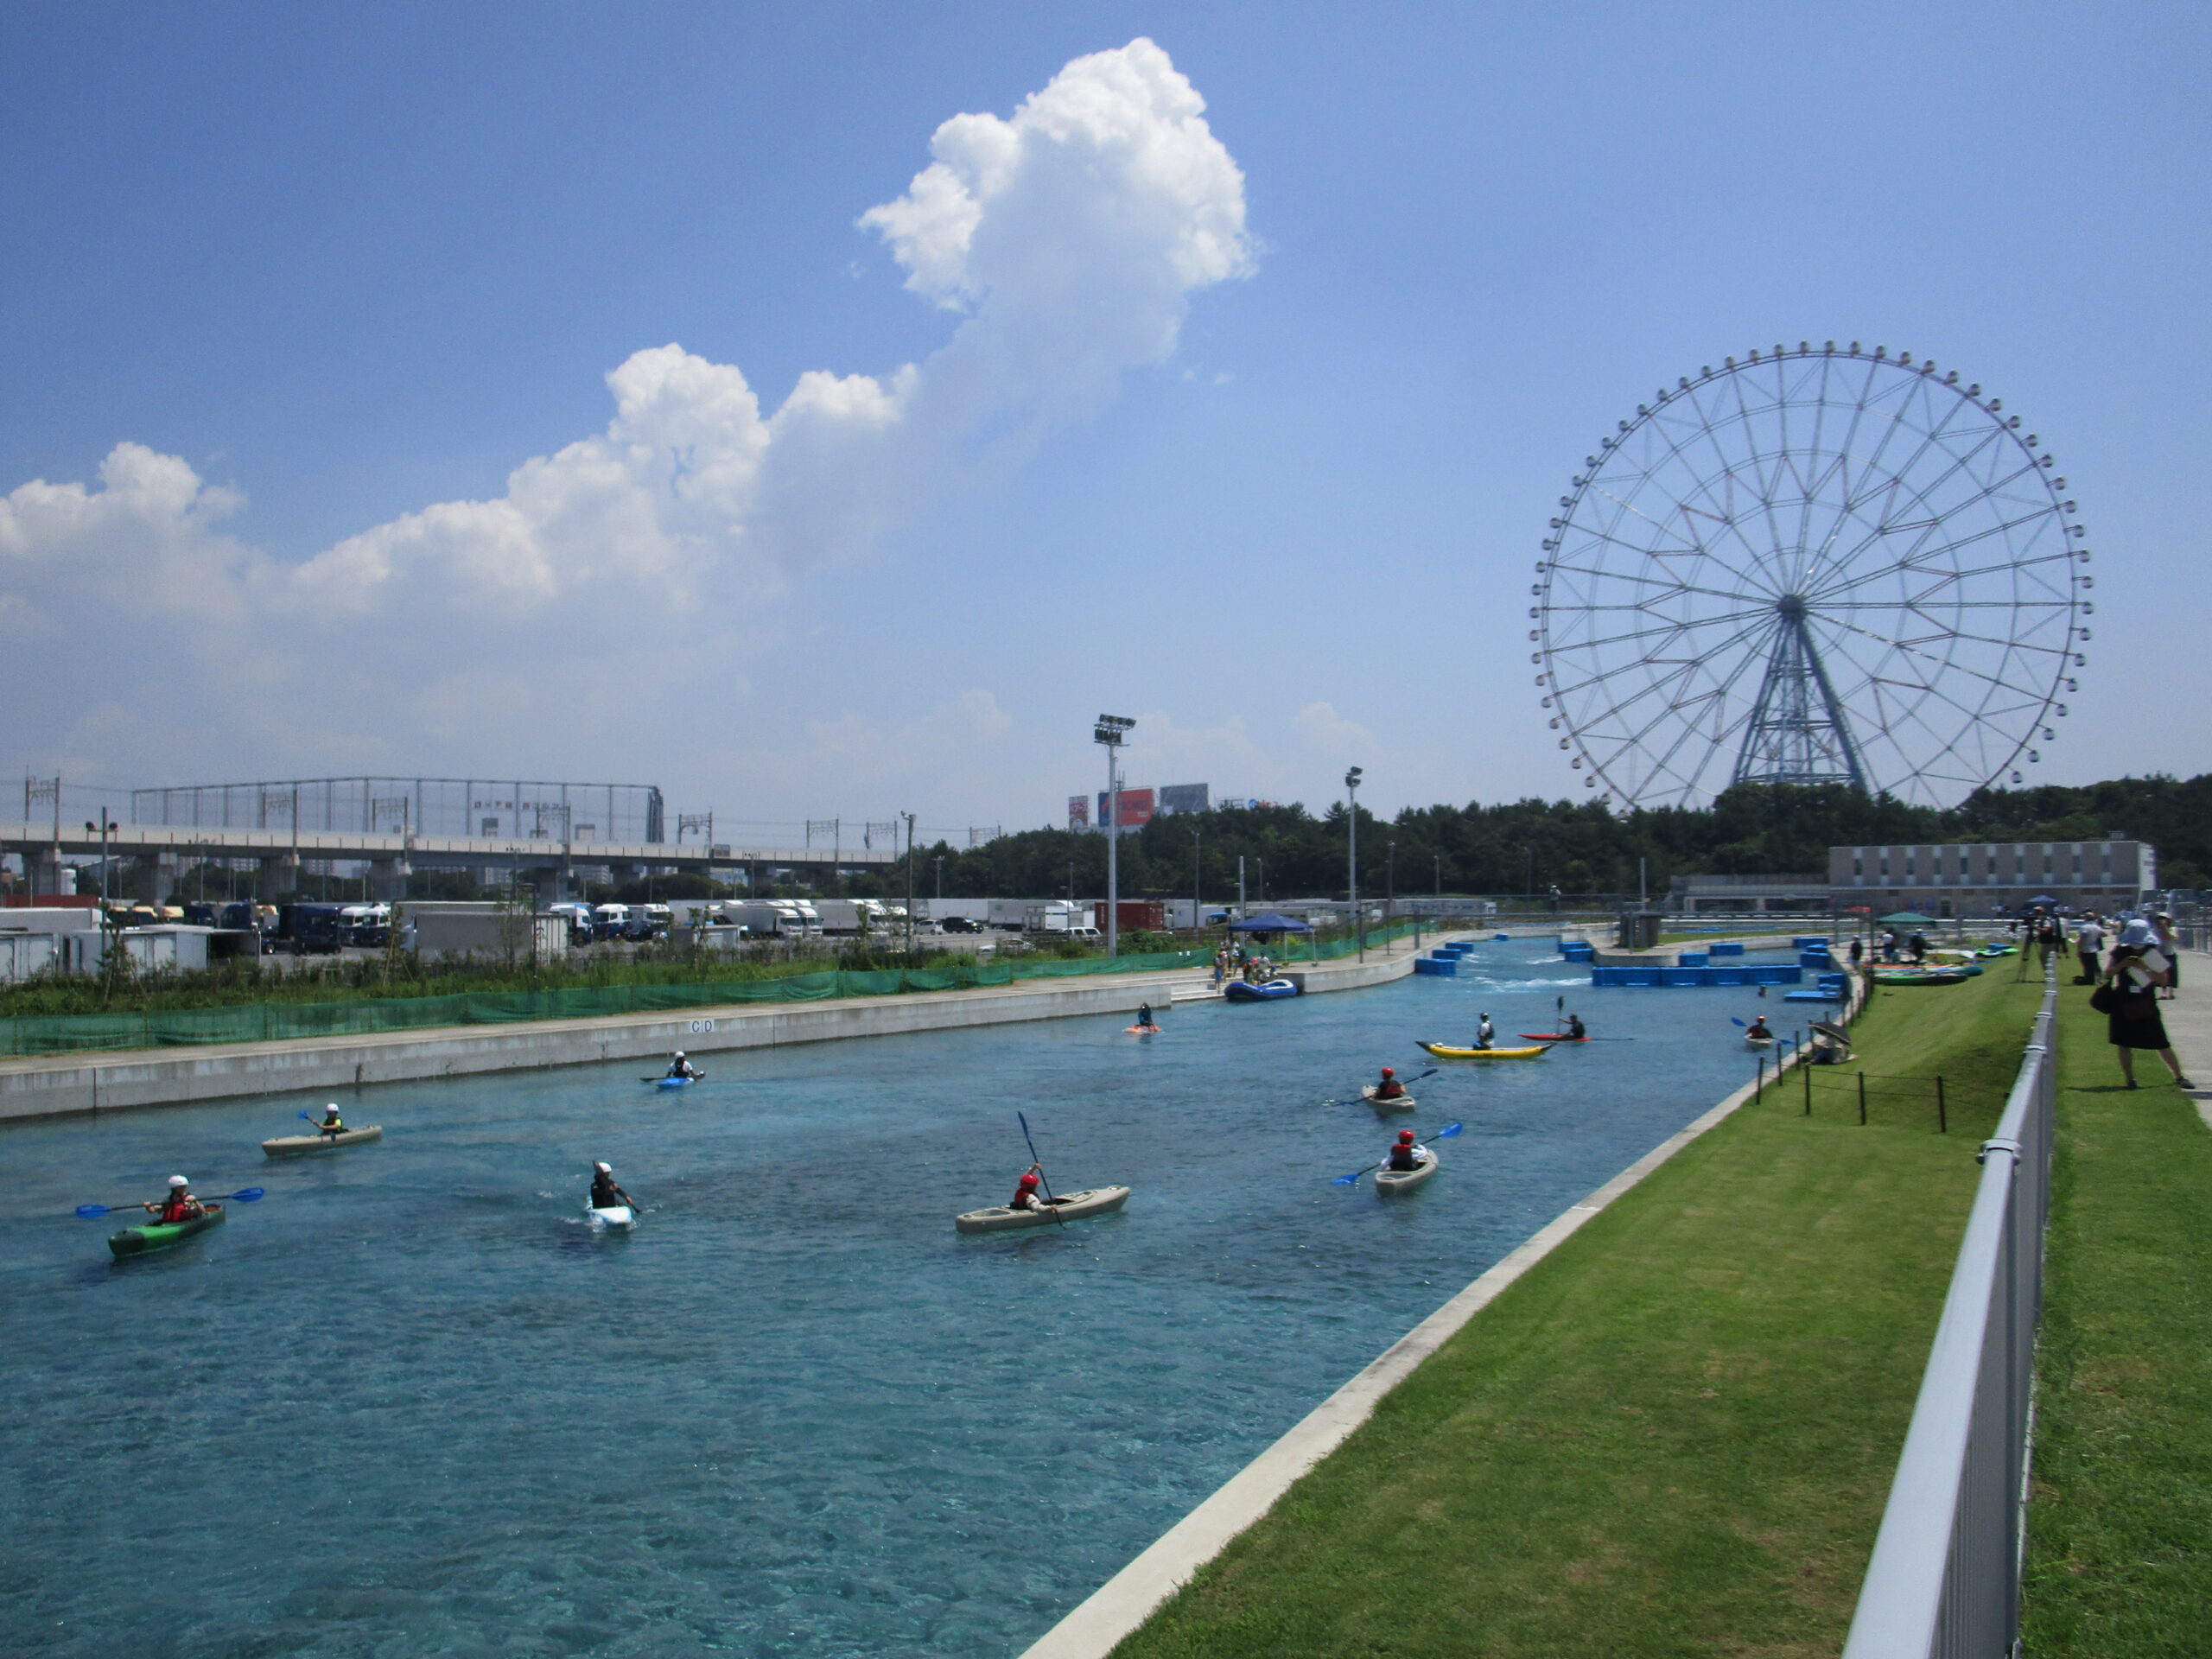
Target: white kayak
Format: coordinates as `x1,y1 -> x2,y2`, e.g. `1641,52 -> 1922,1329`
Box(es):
588,1204 -> 635,1230
1745,1034 -> 1777,1051
261,1126 -> 384,1157
1361,1085 -> 1417,1112
955,1185 -> 1130,1234
1375,1150 -> 1439,1194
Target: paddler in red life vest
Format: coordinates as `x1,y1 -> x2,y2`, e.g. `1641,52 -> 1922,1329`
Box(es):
1010,1165 -> 1058,1212
1385,1130 -> 1427,1173
1372,1066 -> 1406,1100
144,1174 -> 203,1224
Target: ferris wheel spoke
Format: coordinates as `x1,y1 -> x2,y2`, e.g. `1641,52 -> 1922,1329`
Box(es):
1542,561 -> 1770,608
1549,608 -> 1777,660
1566,612 -> 1782,750
1810,611 -> 2065,706
1630,398 -> 1792,594
1802,507 -> 2069,606
1802,449 -> 2046,599
1801,385 -> 1994,588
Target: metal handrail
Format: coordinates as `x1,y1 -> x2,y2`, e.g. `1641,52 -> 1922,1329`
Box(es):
1840,963 -> 2057,1659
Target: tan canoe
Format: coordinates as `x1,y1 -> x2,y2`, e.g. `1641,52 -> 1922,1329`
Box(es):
956,1185 -> 1130,1234
261,1126 -> 385,1157
1361,1085 -> 1417,1112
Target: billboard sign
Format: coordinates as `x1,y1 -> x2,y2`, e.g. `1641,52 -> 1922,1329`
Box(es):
1097,787 -> 1155,832
1157,783 -> 1210,816
1067,795 -> 1090,830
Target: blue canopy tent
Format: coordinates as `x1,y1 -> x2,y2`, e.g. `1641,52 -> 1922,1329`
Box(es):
1228,912 -> 1314,933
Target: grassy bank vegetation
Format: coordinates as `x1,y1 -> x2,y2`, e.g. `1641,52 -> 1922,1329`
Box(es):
1112,967 -> 2046,1657
0,940 -> 978,1020
2021,989 -> 2212,1653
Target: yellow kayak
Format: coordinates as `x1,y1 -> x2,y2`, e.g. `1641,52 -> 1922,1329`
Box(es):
1418,1041 -> 1553,1060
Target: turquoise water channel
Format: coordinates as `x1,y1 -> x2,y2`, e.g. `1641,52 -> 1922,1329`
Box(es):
2,942 -> 1797,1656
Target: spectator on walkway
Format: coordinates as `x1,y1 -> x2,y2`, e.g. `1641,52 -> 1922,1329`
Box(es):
2102,937 -> 2192,1090
2152,912 -> 2181,1001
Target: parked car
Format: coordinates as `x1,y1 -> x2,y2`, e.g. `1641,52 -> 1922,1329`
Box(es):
940,915 -> 986,933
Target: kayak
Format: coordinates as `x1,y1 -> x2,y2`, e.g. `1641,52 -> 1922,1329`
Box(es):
647,1075 -> 702,1089
261,1126 -> 383,1157
1518,1033 -> 1588,1042
108,1203 -> 226,1260
1872,968 -> 1969,986
1745,1034 -> 1777,1050
1224,979 -> 1299,1002
588,1204 -> 636,1230
1361,1085 -> 1417,1111
1376,1152 -> 1439,1194
1418,1042 -> 1552,1060
955,1185 -> 1131,1234
1124,1024 -> 1162,1035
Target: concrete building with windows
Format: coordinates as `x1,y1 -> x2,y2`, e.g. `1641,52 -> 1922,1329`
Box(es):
1827,838 -> 2155,918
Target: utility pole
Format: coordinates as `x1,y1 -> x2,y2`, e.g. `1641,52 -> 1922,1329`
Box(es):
1191,827 -> 1202,936
1434,852 -> 1441,899
1095,715 -> 1134,956
933,855 -> 944,900
903,810 -> 916,954
1387,837 -> 1395,949
1238,855 -> 1246,919
1345,767 -> 1363,962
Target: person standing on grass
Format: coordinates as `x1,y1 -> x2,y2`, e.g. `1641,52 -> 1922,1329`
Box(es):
2152,912 -> 2181,1001
2102,937 -> 2192,1090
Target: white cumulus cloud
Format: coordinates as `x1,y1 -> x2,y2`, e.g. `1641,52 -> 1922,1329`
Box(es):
0,39 -> 1250,791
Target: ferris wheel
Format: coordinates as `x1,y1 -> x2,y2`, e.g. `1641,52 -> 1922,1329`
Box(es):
1531,342 -> 2091,810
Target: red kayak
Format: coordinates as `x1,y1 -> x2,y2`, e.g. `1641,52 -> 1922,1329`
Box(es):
1519,1033 -> 1589,1042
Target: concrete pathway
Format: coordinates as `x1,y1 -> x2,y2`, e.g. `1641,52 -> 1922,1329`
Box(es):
2151,947 -> 2212,1132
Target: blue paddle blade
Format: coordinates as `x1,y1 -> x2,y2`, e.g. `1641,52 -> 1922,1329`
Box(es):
228,1188 -> 265,1202
299,1111 -> 315,1122
1436,1122 -> 1464,1137
1332,1172 -> 1362,1185
1731,1016 -> 1747,1027
75,1204 -> 114,1218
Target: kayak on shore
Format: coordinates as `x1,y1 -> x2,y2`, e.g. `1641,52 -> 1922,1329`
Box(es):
108,1203 -> 226,1260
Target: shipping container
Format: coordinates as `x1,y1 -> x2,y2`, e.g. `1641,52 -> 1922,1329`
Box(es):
1095,899 -> 1166,933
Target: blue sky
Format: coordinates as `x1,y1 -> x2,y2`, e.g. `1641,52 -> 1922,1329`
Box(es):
3,2 -> 2204,837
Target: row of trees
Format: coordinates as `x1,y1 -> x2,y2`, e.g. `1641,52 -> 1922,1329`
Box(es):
841,774 -> 2212,904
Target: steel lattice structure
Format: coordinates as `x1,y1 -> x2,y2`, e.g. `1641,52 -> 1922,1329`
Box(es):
1531,342 -> 2092,809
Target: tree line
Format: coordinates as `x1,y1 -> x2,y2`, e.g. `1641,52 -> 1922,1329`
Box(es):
841,774 -> 2212,905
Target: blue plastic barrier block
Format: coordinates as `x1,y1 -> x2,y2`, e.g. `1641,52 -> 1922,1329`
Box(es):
1707,941 -> 1745,957
1677,951 -> 1709,967
1414,957 -> 1457,976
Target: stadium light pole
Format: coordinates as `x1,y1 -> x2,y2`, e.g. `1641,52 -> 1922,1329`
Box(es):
1095,715 -> 1135,956
1345,767 -> 1363,962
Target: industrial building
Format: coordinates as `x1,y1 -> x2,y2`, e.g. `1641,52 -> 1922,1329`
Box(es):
1827,838 -> 2154,916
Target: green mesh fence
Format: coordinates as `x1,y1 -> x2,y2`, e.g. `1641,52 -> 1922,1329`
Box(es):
0,924 -> 1445,1058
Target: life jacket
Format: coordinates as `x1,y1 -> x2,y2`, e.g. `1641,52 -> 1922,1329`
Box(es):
159,1194 -> 198,1224
1376,1077 -> 1402,1097
321,1115 -> 343,1132
1388,1145 -> 1421,1171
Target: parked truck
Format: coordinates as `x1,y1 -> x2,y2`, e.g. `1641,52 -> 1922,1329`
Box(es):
1022,901 -> 1099,939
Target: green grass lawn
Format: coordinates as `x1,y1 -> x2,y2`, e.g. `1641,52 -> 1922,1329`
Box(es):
1111,969 -> 2048,1658
2021,989 -> 2212,1655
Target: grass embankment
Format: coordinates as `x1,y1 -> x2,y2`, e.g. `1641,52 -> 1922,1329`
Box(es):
0,943 -> 969,1019
1112,968 -> 2046,1658
2022,988 -> 2212,1653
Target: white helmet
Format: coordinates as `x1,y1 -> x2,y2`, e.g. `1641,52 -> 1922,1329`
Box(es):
674,1051 -> 686,1059
594,1161 -> 612,1173
168,1175 -> 189,1188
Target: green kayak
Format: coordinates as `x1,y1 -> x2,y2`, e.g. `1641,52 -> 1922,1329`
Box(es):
108,1203 -> 226,1259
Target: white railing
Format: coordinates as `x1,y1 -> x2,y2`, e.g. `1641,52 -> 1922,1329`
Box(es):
1840,964 -> 2057,1659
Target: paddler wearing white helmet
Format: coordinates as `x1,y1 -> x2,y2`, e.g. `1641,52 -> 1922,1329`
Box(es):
315,1102 -> 345,1137
664,1051 -> 701,1080
589,1162 -> 633,1211
145,1174 -> 203,1224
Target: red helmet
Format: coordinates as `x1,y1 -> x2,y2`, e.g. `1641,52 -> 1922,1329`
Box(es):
1398,1129 -> 1416,1143
1019,1172 -> 1040,1187
1380,1067 -> 1395,1077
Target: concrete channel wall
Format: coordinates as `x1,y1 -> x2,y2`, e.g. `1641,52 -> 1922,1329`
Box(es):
0,938 -> 1440,1122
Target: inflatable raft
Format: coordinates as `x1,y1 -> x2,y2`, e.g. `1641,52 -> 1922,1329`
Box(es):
1224,979 -> 1299,1002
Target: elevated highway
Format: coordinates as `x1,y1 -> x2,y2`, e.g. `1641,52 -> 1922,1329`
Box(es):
0,820 -> 895,901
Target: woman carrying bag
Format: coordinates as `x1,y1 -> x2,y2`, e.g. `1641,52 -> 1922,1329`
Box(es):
2094,926 -> 2192,1090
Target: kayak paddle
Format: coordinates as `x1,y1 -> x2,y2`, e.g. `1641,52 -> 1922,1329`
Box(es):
77,1187 -> 264,1218
1333,1122 -> 1463,1185
1016,1110 -> 1067,1229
